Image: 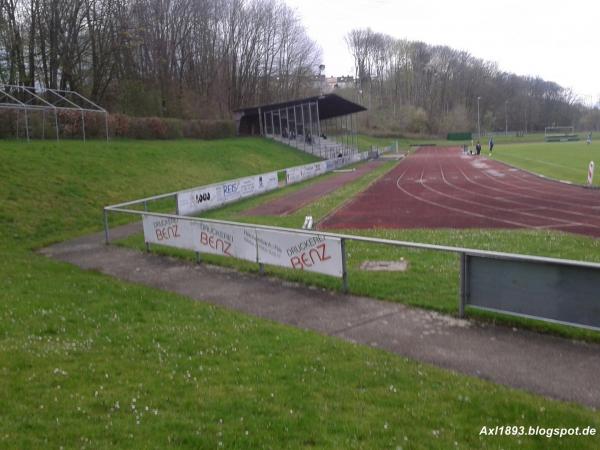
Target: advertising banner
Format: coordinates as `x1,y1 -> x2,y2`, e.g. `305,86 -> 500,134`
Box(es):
178,171 -> 279,216
142,215 -> 197,250
286,162 -> 328,184
177,184 -> 221,216
142,215 -> 343,278
239,171 -> 279,199
194,220 -> 257,262
256,229 -> 343,277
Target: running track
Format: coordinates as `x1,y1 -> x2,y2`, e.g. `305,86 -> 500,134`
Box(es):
320,147 -> 600,237
244,160 -> 384,216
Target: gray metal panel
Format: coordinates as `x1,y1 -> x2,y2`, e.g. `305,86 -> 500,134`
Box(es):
467,255 -> 600,330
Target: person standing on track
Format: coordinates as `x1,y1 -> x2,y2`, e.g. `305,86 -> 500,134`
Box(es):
488,136 -> 494,156
475,141 -> 482,156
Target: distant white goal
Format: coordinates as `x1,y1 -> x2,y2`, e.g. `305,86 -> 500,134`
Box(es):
544,126 -> 579,142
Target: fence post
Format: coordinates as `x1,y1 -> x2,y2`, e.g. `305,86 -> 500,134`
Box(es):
341,238 -> 348,293
254,227 -> 264,275
103,208 -> 110,244
144,200 -> 150,253
195,252 -> 201,264
459,253 -> 467,317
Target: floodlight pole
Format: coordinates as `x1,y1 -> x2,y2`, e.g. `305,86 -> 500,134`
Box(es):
477,96 -> 481,139
307,102 -> 314,154
505,100 -> 508,136
315,100 -> 322,157
318,64 -> 325,95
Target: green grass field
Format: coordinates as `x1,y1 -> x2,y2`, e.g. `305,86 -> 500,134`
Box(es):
493,140 -> 600,186
357,131 -> 581,150
2,138 -> 600,448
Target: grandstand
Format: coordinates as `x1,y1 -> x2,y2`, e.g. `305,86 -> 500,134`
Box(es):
234,94 -> 366,159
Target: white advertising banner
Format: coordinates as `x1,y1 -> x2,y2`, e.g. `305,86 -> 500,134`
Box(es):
143,214 -> 257,262
177,184 -> 221,216
178,171 -> 279,216
143,215 -> 343,278
142,215 -> 198,250
256,229 -> 343,277
286,162 -> 328,184
233,171 -> 279,200
194,220 -> 257,262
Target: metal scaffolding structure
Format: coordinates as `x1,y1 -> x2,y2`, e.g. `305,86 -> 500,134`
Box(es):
0,84 -> 109,142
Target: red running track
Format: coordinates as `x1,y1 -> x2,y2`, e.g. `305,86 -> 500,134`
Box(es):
320,147 -> 600,237
244,160 -> 384,216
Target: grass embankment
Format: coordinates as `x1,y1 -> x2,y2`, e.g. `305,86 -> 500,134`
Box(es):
2,139 -> 600,448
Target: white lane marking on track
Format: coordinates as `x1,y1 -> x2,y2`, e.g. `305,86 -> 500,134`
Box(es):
458,166 -> 600,218
437,166 -> 590,228
395,169 -> 536,229
475,166 -> 600,210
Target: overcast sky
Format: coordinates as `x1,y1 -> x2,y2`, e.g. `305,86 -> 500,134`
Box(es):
284,0 -> 599,104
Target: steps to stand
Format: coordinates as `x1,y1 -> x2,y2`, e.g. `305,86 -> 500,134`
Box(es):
268,133 -> 357,160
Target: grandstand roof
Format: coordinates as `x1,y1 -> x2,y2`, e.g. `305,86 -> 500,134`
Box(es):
234,93 -> 366,120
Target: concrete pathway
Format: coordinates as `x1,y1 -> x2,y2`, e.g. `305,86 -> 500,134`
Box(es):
41,223 -> 600,409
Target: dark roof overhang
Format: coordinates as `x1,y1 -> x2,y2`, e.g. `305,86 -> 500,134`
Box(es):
234,93 -> 366,120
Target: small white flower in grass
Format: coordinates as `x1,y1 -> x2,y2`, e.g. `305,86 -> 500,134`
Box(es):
290,409 -> 293,415
384,422 -> 388,430
432,430 -> 440,437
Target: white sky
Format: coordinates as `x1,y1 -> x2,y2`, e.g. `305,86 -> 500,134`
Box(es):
284,0 -> 599,103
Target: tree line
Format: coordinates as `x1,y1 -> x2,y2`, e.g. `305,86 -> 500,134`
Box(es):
0,0 -> 321,118
345,28 -> 596,134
